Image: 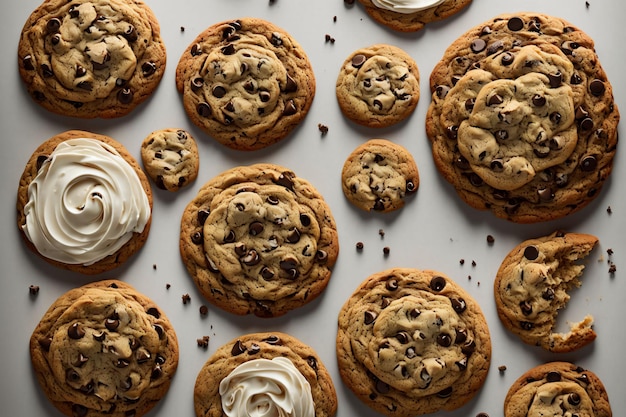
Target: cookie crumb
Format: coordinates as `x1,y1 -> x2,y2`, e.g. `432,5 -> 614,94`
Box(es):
182,293 -> 191,304
383,246 -> 390,256
468,275 -> 472,281
498,365 -> 507,373
486,235 -> 495,244
180,26 -> 185,32
153,263 -> 157,270
333,15 -> 337,22
607,205 -> 612,214
324,34 -> 336,43
459,259 -> 465,265
199,305 -> 209,316
166,283 -> 171,290
585,1 -> 590,8
471,260 -> 477,267
197,335 -> 210,349
609,262 -> 616,274
378,228 -> 385,238
318,123 -> 329,136
29,285 -> 40,296
356,241 -> 364,251
607,248 -> 614,256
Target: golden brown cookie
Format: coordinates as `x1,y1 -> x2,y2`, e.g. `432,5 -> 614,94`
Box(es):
18,0 -> 166,118
179,163 -> 339,317
337,268 -> 491,416
494,231 -> 598,352
175,18 -> 315,151
194,332 -> 337,417
16,130 -> 152,275
30,280 -> 179,417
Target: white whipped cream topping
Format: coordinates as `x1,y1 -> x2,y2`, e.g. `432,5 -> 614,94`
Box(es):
22,138 -> 150,266
371,0 -> 445,14
219,357 -> 315,417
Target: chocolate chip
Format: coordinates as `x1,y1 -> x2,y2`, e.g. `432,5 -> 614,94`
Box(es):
46,18 -> 61,33
117,88 -> 133,104
501,52 -> 514,66
224,230 -> 236,243
191,231 -> 203,244
470,39 -> 486,53
446,125 -> 459,140
242,250 -> 261,266
72,404 -> 88,417
490,159 -> 504,171
580,117 -> 594,131
284,74 -> 297,93
589,79 -> 605,96
364,311 -> 377,324
22,55 -> 35,71
221,44 -> 236,55
316,250 -> 328,263
286,227 -> 301,243
548,71 -> 562,88
191,77 -> 204,92
234,243 -> 247,257
537,187 -> 554,202
270,32 -> 283,47
580,155 -> 597,171
451,298 -> 467,313
396,331 -> 410,344
385,279 -> 398,291
275,172 -> 295,190
437,387 -> 453,398
455,328 -> 468,344
430,276 -> 446,291
461,339 -> 476,355
437,333 -> 452,347
435,85 -> 450,99
231,340 -> 246,356
546,371 -> 562,382
520,301 -> 533,315
486,40 -> 504,55
523,245 -> 539,260
249,222 -> 264,236
532,94 -> 546,106
507,17 -> 524,31
351,54 -> 367,68
213,85 -> 227,98
146,307 -> 160,319
550,112 -> 562,124
262,335 -> 281,345
488,94 -> 503,106
568,393 -> 581,405
520,321 -> 534,330
542,288 -> 555,300
406,180 -> 417,193
68,323 -> 85,339
29,285 -> 40,295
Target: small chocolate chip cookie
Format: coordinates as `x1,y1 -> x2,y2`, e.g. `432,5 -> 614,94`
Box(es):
179,163 -> 339,317
341,139 -> 419,212
195,332 -> 337,417
494,231 -> 598,353
337,268 -> 491,416
18,0 -> 166,118
175,18 -> 315,151
426,13 -> 620,223
336,45 -> 420,128
504,362 -> 612,417
30,280 -> 179,417
141,128 -> 199,192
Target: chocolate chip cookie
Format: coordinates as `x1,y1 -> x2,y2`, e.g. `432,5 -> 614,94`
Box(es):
337,268 -> 491,416
494,231 -> 598,353
341,139 -> 419,212
30,280 -> 179,417
18,0 -> 166,118
179,163 -> 339,317
175,18 -> 315,151
336,45 -> 420,128
195,332 -> 337,417
426,13 -> 620,223
140,128 -> 199,192
16,130 -> 152,275
504,362 -> 612,417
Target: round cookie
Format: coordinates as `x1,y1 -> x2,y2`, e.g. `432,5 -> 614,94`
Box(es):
336,268 -> 491,416
494,231 -> 598,353
179,163 -> 339,317
356,0 -> 472,32
17,130 -> 153,275
175,18 -> 316,151
194,332 -> 337,417
17,0 -> 166,118
504,362 -> 612,417
341,139 -> 419,212
30,280 -> 179,417
140,128 -> 199,192
336,45 -> 420,128
426,13 -> 620,223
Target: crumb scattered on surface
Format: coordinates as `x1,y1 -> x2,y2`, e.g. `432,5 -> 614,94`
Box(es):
197,336 -> 210,349
318,123 -> 328,136
182,293 -> 191,304
498,365 -> 507,373
487,235 -> 495,245
459,259 -> 465,265
379,228 -> 385,238
356,241 -> 364,251
472,260 -> 477,267
29,285 -> 40,296
607,205 -> 612,214
383,246 -> 390,256
609,263 -> 616,274
153,264 -> 157,270
199,305 -> 209,316
333,16 -> 337,22
166,283 -> 171,290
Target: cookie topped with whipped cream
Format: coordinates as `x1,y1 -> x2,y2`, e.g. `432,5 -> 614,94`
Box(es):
356,0 -> 472,32
17,130 -> 152,275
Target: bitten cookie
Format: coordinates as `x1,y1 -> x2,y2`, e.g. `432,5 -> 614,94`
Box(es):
175,18 -> 315,151
30,280 -> 179,417
336,45 -> 420,128
341,139 -> 419,212
194,332 -> 337,417
504,362 -> 612,417
356,0 -> 472,32
494,231 -> 598,353
337,268 -> 491,416
179,163 -> 339,317
140,128 -> 199,192
426,13 -> 620,223
17,130 -> 152,275
17,0 -> 166,118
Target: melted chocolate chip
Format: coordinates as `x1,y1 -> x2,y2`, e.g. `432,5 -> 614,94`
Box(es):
352,54 -> 367,68
364,311 -> 377,324
589,79 -> 605,96
451,298 -> 466,313
430,276 -> 446,291
46,18 -> 61,33
437,387 -> 453,398
117,88 -> 133,104
284,74 -> 298,93
507,17 -> 524,31
437,333 -> 452,347
191,231 -> 203,244
275,173 -> 295,190
568,392 -> 581,405
212,85 -> 226,98
471,39 -> 486,53
548,72 -> 562,88
501,52 -> 514,66
262,335 -> 281,345
546,371 -> 562,382
580,155 -> 597,171
532,94 -> 546,106
523,245 -> 539,260
231,340 -> 246,356
68,323 -> 85,339
385,279 -> 398,291
283,99 -> 297,116
520,301 -> 533,315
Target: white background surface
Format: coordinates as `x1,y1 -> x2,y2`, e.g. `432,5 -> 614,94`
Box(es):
1,0 -> 625,416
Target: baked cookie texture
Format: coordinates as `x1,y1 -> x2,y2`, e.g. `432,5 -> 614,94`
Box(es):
30,280 -> 179,417
494,231 -> 598,353
17,0 -> 166,118
141,128 -> 199,192
176,18 -> 315,151
336,44 -> 420,128
357,0 -> 472,32
426,13 -> 620,223
341,139 -> 419,212
16,130 -> 152,275
504,362 -> 612,417
194,332 -> 337,417
337,268 -> 491,416
179,163 -> 339,317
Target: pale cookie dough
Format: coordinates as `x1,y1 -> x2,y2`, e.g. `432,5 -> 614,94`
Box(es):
337,268 -> 491,416
504,362 -> 612,417
494,231 -> 598,353
336,45 -> 420,128
30,280 -> 179,417
342,139 -> 419,212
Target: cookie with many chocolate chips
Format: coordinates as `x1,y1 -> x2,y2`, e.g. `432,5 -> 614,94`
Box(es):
17,0 -> 166,118
30,280 -> 179,417
336,268 -> 491,416
426,13 -> 620,223
494,231 -> 599,353
179,163 -> 339,317
175,18 -> 315,151
194,332 -> 337,417
336,44 -> 420,128
504,362 -> 612,417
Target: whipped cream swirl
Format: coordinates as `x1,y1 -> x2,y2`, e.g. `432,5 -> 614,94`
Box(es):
22,138 -> 150,266
219,357 -> 314,417
371,0 -> 445,14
